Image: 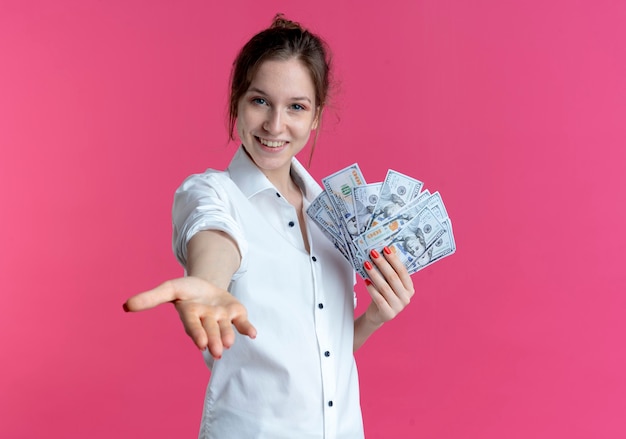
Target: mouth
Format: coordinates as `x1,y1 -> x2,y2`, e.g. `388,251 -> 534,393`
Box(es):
256,136 -> 288,148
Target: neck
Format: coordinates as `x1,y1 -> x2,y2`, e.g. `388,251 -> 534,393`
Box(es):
269,172 -> 299,198
264,168 -> 303,211
260,163 -> 295,194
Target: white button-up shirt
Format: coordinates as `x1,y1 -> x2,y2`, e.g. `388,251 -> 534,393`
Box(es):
172,146 -> 364,439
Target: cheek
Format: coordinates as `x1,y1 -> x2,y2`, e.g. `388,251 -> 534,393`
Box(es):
297,129 -> 314,146
234,118 -> 244,141
296,117 -> 318,138
236,111 -> 253,139
299,124 -> 314,138
235,102 -> 249,135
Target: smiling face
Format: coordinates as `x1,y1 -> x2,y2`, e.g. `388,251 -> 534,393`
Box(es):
236,58 -> 319,185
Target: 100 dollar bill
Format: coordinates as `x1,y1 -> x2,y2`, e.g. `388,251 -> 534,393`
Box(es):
322,164 -> 366,237
369,170 -> 424,228
380,208 -> 446,268
407,218 -> 456,274
354,206 -> 445,262
353,182 -> 382,235
307,192 -> 344,243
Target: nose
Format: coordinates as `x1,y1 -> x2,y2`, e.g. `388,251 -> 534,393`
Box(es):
263,108 -> 284,134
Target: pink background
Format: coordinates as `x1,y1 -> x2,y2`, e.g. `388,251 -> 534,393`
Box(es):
1,1 -> 625,438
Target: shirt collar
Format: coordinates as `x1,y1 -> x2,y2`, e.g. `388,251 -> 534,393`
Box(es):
227,145 -> 322,201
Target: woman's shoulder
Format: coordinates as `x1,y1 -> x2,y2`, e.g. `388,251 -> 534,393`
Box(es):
177,168 -> 234,192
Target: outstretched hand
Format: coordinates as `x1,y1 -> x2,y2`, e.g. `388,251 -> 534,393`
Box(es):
123,276 -> 256,360
362,246 -> 415,326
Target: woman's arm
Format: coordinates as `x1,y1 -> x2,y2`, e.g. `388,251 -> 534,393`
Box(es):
123,230 -> 256,359
186,230 -> 241,288
353,247 -> 415,351
353,312 -> 384,352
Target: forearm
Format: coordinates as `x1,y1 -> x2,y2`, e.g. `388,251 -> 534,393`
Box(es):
186,230 -> 241,289
124,229 -> 252,357
353,310 -> 383,352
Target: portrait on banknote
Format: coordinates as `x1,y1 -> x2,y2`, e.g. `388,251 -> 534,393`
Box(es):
389,224 -> 428,264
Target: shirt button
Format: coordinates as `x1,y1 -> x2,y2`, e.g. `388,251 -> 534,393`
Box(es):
318,303 -> 324,309
328,401 -> 334,407
311,256 -> 317,262
324,351 -> 330,357
276,192 -> 281,197
288,221 -> 295,227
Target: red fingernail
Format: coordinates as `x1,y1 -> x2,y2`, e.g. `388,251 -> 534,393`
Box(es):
122,303 -> 129,312
370,249 -> 380,259
364,261 -> 373,270
365,279 -> 372,286
383,246 -> 391,255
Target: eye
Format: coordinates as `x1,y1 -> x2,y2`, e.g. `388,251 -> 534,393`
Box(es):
290,103 -> 306,111
252,97 -> 267,106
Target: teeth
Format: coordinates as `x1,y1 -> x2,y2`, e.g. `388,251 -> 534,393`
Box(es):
259,138 -> 286,148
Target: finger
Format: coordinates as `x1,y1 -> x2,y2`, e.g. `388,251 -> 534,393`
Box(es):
179,309 -> 209,351
365,251 -> 405,304
201,315 -> 224,359
123,279 -> 185,312
365,249 -> 398,290
365,270 -> 397,315
381,246 -> 415,294
363,277 -> 394,313
369,248 -> 413,305
218,319 -> 236,349
232,315 -> 257,339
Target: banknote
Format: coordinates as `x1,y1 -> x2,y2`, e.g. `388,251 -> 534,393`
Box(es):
307,192 -> 356,264
390,190 -> 448,230
324,227 -> 352,264
423,191 -> 449,223
407,218 -> 456,274
307,190 -> 369,275
308,166 -> 454,278
322,164 -> 366,237
307,192 -> 344,243
375,207 -> 447,269
381,189 -> 432,230
369,170 -> 424,228
317,191 -> 341,227
353,183 -> 382,235
354,204 -> 445,258
336,208 -> 370,279
345,236 -> 369,279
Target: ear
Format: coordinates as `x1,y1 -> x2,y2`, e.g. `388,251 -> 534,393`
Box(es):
312,107 -> 322,130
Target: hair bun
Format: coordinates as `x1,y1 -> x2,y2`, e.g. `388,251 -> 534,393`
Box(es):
270,13 -> 304,31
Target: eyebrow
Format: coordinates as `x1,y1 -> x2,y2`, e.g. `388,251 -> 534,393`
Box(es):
247,87 -> 312,104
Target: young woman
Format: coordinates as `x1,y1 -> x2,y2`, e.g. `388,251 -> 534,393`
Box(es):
124,14 -> 415,439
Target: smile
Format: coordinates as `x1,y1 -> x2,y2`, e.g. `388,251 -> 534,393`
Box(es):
257,137 -> 287,148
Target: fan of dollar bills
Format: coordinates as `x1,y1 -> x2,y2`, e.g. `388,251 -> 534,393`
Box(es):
307,164 -> 456,279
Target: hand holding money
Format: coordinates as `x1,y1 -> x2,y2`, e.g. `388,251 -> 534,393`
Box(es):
307,164 -> 456,279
